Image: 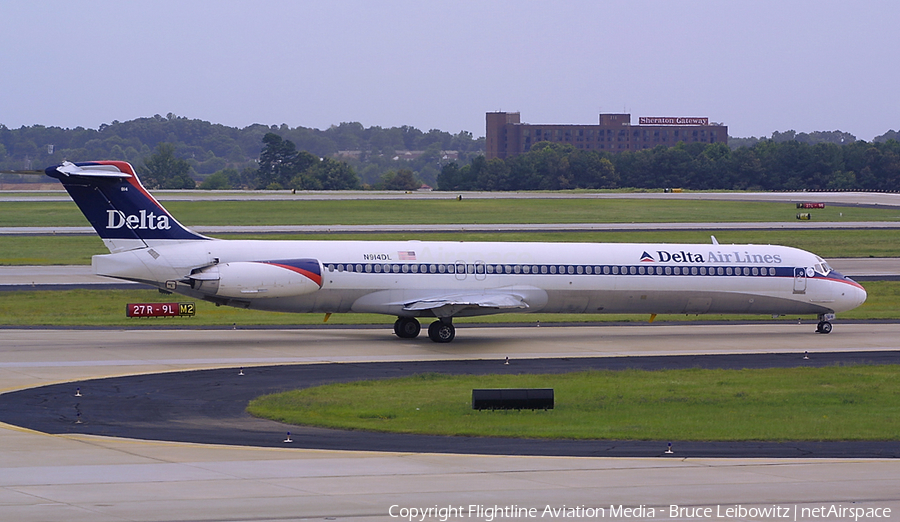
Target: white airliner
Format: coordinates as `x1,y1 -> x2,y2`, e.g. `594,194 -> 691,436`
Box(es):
46,160 -> 866,342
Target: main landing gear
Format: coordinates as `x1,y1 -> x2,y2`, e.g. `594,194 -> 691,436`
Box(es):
393,317 -> 421,339
393,317 -> 456,343
427,319 -> 456,343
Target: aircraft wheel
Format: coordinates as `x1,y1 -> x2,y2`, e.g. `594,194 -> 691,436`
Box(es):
393,317 -> 421,339
816,321 -> 833,334
428,321 -> 455,343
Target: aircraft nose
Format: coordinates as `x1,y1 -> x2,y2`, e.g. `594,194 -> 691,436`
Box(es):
849,279 -> 868,308
833,272 -> 867,311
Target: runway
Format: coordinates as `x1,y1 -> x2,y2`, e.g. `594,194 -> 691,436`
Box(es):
4,189 -> 900,206
5,221 -> 900,237
2,324 -> 899,521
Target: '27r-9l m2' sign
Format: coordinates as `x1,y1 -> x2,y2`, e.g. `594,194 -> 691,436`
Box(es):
126,302 -> 195,317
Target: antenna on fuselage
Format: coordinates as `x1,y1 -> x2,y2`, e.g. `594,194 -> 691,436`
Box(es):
711,235 -> 719,245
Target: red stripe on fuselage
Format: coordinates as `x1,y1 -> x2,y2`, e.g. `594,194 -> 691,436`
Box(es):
819,275 -> 866,291
265,263 -> 323,287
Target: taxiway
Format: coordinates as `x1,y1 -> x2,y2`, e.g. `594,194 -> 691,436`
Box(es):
2,324 -> 899,521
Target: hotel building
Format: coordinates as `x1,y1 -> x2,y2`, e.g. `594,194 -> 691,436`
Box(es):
486,112 -> 728,160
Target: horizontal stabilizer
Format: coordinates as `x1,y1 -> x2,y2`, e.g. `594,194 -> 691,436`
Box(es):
53,161 -> 132,178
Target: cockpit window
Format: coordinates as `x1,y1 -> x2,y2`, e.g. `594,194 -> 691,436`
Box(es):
814,257 -> 832,275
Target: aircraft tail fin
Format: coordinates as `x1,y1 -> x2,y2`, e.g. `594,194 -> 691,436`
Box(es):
45,161 -> 209,253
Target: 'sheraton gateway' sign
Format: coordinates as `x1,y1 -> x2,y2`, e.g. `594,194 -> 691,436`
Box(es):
638,117 -> 709,126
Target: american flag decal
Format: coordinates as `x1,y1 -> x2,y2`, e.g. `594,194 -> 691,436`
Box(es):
398,251 -> 417,261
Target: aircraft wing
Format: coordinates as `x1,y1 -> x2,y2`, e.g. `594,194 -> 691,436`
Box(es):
402,292 -> 529,317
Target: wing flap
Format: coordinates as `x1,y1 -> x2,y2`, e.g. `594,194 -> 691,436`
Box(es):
403,293 -> 529,317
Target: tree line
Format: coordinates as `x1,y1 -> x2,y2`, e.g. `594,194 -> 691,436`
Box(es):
3,113 -> 900,191
142,132 -> 423,191
437,139 -> 900,192
0,114 -> 483,187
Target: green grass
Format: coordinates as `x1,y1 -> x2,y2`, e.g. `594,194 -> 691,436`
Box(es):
246,366 -> 900,441
3,197 -> 899,265
0,235 -> 107,265
2,198 -> 900,228
0,289 -> 375,327
3,229 -> 900,266
0,281 -> 894,326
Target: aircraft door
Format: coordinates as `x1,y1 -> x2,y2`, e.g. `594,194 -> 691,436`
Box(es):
454,260 -> 467,281
474,261 -> 486,281
793,267 -> 808,294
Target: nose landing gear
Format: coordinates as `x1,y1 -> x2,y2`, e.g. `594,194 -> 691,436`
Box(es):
816,321 -> 833,334
815,313 -> 835,334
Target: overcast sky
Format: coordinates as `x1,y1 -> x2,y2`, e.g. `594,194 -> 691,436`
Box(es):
2,1 -> 897,140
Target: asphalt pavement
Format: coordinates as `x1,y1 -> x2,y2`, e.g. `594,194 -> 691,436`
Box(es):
3,350 -> 899,458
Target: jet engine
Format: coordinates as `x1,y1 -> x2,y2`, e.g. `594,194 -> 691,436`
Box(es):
188,259 -> 322,299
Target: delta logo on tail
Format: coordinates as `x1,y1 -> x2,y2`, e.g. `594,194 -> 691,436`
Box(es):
107,209 -> 172,231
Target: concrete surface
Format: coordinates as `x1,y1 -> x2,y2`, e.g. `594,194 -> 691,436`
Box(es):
1,325 -> 899,521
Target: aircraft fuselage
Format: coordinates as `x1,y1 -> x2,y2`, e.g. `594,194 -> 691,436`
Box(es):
93,238 -> 866,319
